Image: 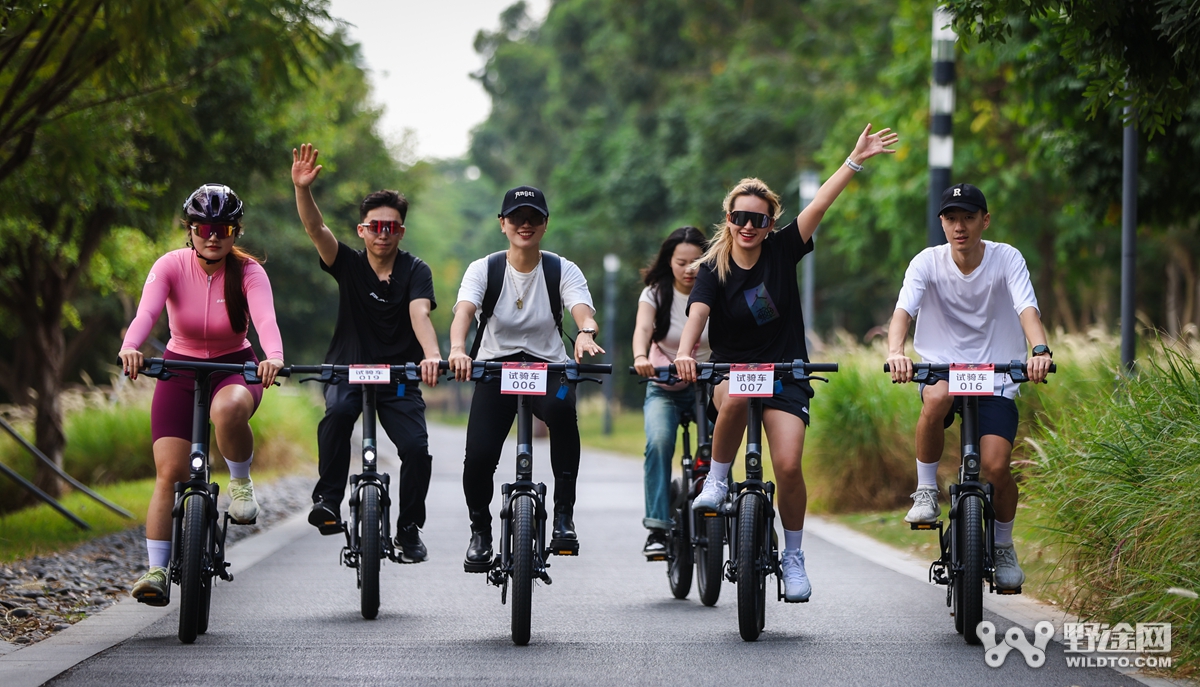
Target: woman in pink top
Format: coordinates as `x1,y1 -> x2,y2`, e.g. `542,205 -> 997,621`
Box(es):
118,184 -> 285,604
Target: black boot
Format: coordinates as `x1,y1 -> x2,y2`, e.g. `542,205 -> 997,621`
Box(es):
550,510 -> 578,555
464,528 -> 493,573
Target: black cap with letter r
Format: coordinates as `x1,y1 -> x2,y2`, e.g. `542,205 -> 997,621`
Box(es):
499,185 -> 549,218
938,183 -> 988,215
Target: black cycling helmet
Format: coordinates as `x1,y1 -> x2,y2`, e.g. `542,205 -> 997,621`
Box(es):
183,184 -> 244,225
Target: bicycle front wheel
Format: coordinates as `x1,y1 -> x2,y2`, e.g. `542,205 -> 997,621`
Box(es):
696,510 -> 724,607
359,484 -> 381,620
667,479 -> 693,599
954,495 -> 984,644
178,494 -> 207,644
511,495 -> 535,645
736,494 -> 766,641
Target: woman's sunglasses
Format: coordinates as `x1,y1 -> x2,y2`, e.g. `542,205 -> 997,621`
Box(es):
190,223 -> 238,240
504,210 -> 547,227
358,219 -> 403,236
728,211 -> 773,229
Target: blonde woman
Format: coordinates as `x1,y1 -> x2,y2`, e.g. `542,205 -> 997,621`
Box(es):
674,124 -> 898,601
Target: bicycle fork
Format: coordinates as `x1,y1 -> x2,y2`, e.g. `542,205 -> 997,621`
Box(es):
489,395 -> 552,600
342,384 -> 395,568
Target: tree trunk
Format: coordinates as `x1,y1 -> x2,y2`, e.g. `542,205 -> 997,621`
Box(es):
30,276 -> 68,498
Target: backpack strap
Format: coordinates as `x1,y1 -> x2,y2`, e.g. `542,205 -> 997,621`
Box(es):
469,251 -> 508,359
540,251 -> 567,346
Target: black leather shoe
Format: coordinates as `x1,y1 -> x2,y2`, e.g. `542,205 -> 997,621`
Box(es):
394,524 -> 427,563
464,529 -> 493,573
308,501 -> 343,535
550,512 -> 578,555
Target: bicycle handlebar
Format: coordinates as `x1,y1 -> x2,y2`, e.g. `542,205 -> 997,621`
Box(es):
883,360 -> 1056,385
629,361 -> 839,386
280,361 -> 452,385
127,357 -> 265,385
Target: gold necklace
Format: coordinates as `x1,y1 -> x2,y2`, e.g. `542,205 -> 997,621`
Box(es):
507,260 -> 539,309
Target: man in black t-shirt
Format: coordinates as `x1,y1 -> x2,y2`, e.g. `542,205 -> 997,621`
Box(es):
291,143 -> 443,563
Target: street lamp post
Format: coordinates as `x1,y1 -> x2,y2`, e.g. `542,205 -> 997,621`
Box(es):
602,253 -> 620,435
929,5 -> 956,247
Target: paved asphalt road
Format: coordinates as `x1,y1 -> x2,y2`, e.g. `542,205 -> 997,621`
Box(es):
46,422 -> 1141,687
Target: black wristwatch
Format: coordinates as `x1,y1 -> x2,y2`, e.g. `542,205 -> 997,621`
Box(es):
579,327 -> 597,337
1031,344 -> 1052,357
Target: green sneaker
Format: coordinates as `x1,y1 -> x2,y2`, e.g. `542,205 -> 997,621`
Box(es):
228,477 -> 260,524
131,566 -> 169,606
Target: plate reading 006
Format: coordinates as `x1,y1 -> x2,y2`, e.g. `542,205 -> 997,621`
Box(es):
500,362 -> 548,395
347,365 -> 391,384
728,363 -> 775,397
948,363 -> 994,396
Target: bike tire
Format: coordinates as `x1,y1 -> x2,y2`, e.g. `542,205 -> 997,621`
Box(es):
197,572 -> 212,635
957,495 -> 985,644
511,495 -> 535,646
360,484 -> 381,620
178,495 -> 206,644
667,479 -> 693,599
696,511 -> 724,607
736,494 -> 765,641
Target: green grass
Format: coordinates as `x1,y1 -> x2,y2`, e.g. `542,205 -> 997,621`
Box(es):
0,479 -> 153,563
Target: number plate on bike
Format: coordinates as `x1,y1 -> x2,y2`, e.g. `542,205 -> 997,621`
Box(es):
949,363 -> 994,396
728,363 -> 774,397
500,362 -> 548,395
347,364 -> 391,384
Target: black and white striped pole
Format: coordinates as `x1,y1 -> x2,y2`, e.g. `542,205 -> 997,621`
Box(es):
928,5 -> 956,246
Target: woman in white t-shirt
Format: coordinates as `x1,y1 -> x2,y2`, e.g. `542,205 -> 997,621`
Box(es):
631,227 -> 711,557
448,186 -> 604,573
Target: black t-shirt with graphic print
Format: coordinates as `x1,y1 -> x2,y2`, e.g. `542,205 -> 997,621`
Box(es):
687,219 -> 814,364
321,241 -> 436,365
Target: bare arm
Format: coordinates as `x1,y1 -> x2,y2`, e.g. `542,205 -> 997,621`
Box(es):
674,302 -> 710,383
409,298 -> 442,386
885,309 -> 914,383
292,143 -> 339,267
632,300 -> 656,377
448,302 -> 477,382
795,124 -> 900,243
1019,306 -> 1052,383
571,303 -> 604,363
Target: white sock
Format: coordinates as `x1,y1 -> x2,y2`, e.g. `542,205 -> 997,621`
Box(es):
916,460 -> 939,488
146,539 -> 171,569
225,453 -> 253,479
708,459 -> 732,484
784,528 -> 803,551
994,518 -> 1015,546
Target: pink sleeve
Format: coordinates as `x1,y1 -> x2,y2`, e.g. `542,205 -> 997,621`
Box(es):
243,261 -> 284,360
120,255 -> 174,351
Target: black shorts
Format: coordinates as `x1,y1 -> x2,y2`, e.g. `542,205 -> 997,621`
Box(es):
708,378 -> 813,426
921,372 -> 1019,445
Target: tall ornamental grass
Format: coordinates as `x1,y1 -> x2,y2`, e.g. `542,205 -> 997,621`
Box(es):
1025,346 -> 1199,675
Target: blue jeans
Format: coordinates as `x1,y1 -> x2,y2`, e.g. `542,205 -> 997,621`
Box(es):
643,383 -> 697,531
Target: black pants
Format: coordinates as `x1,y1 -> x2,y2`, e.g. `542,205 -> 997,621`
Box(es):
462,376 -> 580,532
314,380 -> 432,529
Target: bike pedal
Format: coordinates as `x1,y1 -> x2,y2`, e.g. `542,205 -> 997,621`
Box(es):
230,517 -> 257,526
996,586 -> 1022,595
782,597 -> 810,604
909,521 -> 940,531
644,554 -> 667,562
701,511 -> 719,518
464,559 -> 493,573
134,593 -> 169,607
549,540 -> 579,556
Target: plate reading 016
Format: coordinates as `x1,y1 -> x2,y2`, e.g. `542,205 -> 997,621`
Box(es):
729,363 -> 775,397
949,363 -> 994,396
500,362 -> 548,395
347,364 -> 391,384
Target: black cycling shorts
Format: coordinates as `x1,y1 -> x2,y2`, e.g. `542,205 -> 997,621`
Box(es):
921,372 -> 1019,445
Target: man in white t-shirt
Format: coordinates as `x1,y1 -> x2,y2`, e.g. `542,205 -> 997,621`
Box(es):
885,183 -> 1053,590
448,186 -> 605,573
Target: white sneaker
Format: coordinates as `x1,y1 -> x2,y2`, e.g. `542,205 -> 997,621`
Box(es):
993,542 -> 1025,590
780,548 -> 811,602
691,477 -> 728,512
228,477 -> 260,524
904,485 -> 940,524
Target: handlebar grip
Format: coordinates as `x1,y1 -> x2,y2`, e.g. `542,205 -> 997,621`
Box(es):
575,363 -> 613,374
804,363 -> 839,373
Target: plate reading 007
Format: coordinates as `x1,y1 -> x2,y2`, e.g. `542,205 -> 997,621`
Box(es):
948,363 -> 994,396
729,363 -> 775,397
500,362 -> 548,395
347,365 -> 390,384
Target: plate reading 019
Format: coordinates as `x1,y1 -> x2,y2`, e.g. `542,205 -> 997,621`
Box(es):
348,364 -> 391,384
949,363 -> 994,396
729,363 -> 775,397
500,362 -> 548,395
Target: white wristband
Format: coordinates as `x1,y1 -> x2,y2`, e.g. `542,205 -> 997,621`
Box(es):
844,157 -> 864,172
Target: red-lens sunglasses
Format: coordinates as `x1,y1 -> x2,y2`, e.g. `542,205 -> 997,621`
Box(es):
190,223 -> 237,240
358,219 -> 403,236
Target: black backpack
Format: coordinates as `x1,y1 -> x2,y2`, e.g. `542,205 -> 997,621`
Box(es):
469,251 -> 569,359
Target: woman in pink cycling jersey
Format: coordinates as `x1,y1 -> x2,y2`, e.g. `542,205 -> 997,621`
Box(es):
118,184 -> 284,604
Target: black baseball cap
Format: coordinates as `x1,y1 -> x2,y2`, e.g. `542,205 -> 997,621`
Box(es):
499,186 -> 549,218
938,183 -> 988,215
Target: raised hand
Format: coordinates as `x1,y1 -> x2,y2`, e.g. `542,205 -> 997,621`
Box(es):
292,143 -> 323,188
851,124 -> 900,162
